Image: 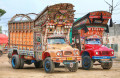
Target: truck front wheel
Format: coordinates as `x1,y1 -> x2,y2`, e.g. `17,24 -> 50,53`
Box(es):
101,60 -> 112,69
82,56 -> 93,70
19,58 -> 24,69
11,55 -> 20,69
44,57 -> 54,73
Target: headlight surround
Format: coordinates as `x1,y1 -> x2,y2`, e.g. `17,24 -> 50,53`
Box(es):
74,49 -> 79,56
56,50 -> 63,56
57,52 -> 60,56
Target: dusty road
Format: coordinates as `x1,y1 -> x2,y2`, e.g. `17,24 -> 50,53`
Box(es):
0,54 -> 120,78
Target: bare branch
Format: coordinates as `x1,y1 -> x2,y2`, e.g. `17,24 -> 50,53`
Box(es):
104,0 -> 112,7
114,2 -> 120,9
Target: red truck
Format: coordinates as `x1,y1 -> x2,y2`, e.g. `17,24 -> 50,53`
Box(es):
70,11 -> 116,70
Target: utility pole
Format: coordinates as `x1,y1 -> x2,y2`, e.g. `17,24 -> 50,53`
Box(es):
104,0 -> 120,44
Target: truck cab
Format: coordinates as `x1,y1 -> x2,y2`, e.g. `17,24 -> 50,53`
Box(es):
42,34 -> 81,72
70,11 -> 116,70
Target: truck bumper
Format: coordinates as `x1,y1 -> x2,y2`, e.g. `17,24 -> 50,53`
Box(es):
51,56 -> 81,63
92,56 -> 116,59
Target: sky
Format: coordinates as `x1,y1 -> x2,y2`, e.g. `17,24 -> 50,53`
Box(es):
0,0 -> 120,34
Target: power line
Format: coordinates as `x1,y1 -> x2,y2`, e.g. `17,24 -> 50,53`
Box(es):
104,0 -> 120,14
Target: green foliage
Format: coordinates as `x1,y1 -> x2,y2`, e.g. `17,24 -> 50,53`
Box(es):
0,9 -> 6,17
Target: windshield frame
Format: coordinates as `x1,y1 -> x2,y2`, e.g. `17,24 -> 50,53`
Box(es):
85,38 -> 101,45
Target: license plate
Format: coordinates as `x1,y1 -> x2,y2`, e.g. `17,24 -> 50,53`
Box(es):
67,57 -> 72,60
70,63 -> 73,68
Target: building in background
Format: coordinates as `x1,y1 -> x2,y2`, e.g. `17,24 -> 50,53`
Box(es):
103,24 -> 120,58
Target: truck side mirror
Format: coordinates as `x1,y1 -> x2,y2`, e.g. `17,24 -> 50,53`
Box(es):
110,19 -> 113,27
105,25 -> 109,33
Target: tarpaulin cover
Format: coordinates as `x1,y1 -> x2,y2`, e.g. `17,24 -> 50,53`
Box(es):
0,34 -> 8,44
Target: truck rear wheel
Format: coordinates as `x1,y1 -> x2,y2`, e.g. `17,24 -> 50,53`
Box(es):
68,62 -> 78,72
101,60 -> 112,69
11,55 -> 20,69
19,58 -> 24,69
0,51 -> 3,57
82,56 -> 93,70
44,57 -> 54,73
34,61 -> 43,68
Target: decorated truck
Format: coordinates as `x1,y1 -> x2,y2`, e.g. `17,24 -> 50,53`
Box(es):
8,3 -> 81,73
70,11 -> 116,70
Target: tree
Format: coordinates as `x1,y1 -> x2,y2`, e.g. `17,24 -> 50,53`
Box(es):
0,9 -> 6,17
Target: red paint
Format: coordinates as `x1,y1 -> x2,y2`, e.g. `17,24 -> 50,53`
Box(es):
42,52 -> 50,60
80,44 -> 114,58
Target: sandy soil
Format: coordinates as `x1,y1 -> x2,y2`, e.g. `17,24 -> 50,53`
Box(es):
0,54 -> 120,78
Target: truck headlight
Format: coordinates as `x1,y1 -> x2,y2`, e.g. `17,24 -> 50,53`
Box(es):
96,52 -> 99,55
57,52 -> 60,56
57,50 -> 63,56
112,51 -> 114,54
76,51 -> 79,55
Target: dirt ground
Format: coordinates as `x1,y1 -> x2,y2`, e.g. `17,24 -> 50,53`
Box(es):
0,54 -> 120,78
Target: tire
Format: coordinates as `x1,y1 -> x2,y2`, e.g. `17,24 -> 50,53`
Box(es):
0,51 -> 3,57
55,63 -> 60,67
34,61 -> 43,68
11,55 -> 20,69
44,57 -> 54,73
68,62 -> 78,72
19,58 -> 24,69
82,56 -> 93,70
101,60 -> 113,69
8,52 -> 12,58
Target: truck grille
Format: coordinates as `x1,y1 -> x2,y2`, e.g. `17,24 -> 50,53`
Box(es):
64,51 -> 72,55
101,51 -> 109,55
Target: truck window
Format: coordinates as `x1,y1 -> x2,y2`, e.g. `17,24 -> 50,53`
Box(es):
48,38 -> 66,44
85,38 -> 101,44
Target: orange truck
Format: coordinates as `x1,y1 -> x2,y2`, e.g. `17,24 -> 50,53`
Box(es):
8,3 -> 81,73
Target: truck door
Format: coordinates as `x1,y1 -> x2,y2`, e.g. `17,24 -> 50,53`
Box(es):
34,32 -> 43,61
73,34 -> 81,52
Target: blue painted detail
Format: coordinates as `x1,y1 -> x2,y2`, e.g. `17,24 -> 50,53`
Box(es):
92,56 -> 116,59
31,60 -> 36,63
12,57 -> 15,67
45,60 -> 50,71
63,62 -> 76,65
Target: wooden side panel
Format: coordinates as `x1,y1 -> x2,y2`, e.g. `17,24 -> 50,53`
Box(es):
10,32 -> 13,45
13,32 -> 16,45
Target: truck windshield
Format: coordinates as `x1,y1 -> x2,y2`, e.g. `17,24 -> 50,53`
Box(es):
48,38 -> 66,44
85,39 -> 101,44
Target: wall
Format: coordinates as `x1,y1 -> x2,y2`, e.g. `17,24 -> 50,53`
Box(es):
103,24 -> 120,58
